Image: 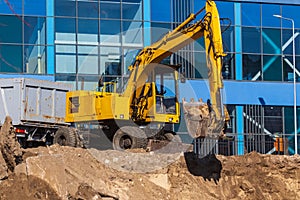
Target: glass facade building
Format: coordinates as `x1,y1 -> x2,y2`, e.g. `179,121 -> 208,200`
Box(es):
0,0 -> 299,155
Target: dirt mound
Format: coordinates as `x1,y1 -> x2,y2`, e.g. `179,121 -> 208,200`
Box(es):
0,120 -> 299,200
0,173 -> 60,200
0,143 -> 298,200
0,116 -> 22,179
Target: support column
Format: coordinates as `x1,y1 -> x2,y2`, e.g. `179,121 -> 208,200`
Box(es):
143,0 -> 151,46
46,0 -> 54,75
236,106 -> 244,155
234,3 -> 244,155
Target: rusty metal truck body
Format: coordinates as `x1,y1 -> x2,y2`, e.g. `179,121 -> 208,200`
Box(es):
0,78 -> 72,147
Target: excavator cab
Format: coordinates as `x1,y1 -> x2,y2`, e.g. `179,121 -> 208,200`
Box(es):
130,63 -> 180,124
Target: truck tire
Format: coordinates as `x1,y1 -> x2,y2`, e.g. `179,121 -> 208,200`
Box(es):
54,127 -> 76,147
113,126 -> 148,150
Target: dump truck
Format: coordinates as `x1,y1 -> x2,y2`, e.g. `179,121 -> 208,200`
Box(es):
0,78 -> 73,148
64,0 -> 229,150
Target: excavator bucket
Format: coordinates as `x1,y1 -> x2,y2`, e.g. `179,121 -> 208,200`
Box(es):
182,98 -> 210,138
182,98 -> 226,139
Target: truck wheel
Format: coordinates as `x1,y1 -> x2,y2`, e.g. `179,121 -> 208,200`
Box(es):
54,127 -> 76,147
113,126 -> 148,150
164,132 -> 182,142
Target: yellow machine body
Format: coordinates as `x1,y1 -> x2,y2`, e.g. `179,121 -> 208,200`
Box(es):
65,0 -> 228,143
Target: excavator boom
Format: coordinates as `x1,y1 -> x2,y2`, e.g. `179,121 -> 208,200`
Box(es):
125,0 -> 228,138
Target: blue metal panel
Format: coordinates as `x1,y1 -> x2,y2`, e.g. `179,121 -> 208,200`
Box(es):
0,74 -> 54,81
179,80 -> 210,102
179,80 -> 300,106
235,53 -> 242,80
234,3 -> 242,80
46,0 -> 54,75
143,0 -> 151,46
143,0 -> 150,21
223,81 -> 300,106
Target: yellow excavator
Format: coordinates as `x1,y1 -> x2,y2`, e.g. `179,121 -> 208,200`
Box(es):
63,0 -> 229,150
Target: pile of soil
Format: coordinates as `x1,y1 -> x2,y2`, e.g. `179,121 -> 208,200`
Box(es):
0,117 -> 299,199
0,116 -> 22,179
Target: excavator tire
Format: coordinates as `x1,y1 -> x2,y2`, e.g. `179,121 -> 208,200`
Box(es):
54,127 -> 77,147
113,126 -> 148,150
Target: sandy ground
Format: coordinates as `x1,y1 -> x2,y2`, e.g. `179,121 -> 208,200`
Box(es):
0,117 -> 299,200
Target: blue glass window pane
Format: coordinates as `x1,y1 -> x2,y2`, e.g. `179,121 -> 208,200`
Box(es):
77,76 -> 100,90
24,0 -> 46,16
283,56 -> 300,82
24,17 -> 46,45
263,55 -> 282,81
122,2 -> 142,20
55,0 -> 75,17
151,22 -> 171,43
195,52 -> 207,79
0,15 -> 22,43
151,0 -> 170,22
222,25 -> 235,53
123,48 -> 140,74
262,28 -> 281,54
78,19 -> 99,44
242,54 -> 261,80
0,44 -> 22,73
100,2 -> 121,19
282,29 -> 300,56
282,5 -> 300,29
195,37 -> 205,52
55,45 -> 76,73
222,53 -> 235,80
242,27 -> 261,53
100,46 -> 121,75
55,45 -> 76,53
216,2 -> 234,25
0,0 -> 22,15
241,3 -> 260,27
78,46 -> 99,74
56,54 -> 76,73
100,20 -> 121,44
78,1 -> 98,18
55,18 -> 76,43
122,21 -> 142,45
24,45 -> 46,74
262,4 -> 280,28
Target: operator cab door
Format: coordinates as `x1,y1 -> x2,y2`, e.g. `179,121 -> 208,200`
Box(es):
154,67 -> 178,115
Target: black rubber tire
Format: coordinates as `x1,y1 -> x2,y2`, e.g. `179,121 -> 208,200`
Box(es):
164,132 -> 182,142
112,126 -> 148,150
54,127 -> 77,147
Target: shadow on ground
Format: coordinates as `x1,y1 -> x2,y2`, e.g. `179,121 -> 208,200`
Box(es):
184,152 -> 222,184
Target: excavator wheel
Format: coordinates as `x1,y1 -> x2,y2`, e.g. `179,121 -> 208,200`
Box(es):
113,126 -> 148,150
54,127 -> 77,147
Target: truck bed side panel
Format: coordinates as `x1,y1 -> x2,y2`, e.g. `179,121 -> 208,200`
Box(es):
0,78 -> 72,126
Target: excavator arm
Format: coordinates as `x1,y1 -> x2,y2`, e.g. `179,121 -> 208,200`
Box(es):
124,0 -> 228,138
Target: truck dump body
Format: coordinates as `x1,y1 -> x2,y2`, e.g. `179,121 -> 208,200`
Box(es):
0,78 -> 72,127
